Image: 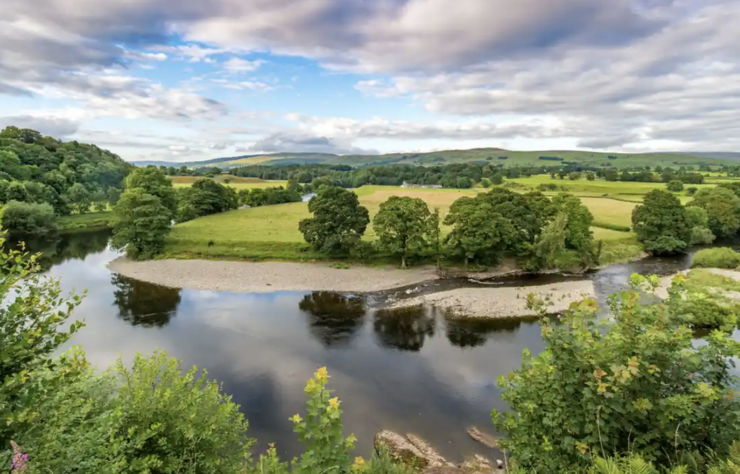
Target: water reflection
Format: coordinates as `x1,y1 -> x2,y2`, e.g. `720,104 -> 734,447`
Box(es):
5,230 -> 111,270
373,306 -> 437,351
445,316 -> 540,348
298,292 -> 366,347
111,274 -> 182,327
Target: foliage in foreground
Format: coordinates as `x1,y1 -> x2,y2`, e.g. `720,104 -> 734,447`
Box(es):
494,274 -> 740,473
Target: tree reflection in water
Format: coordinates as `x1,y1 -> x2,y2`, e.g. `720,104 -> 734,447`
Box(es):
5,229 -> 111,270
445,315 -> 540,348
111,274 -> 182,327
298,292 -> 366,348
373,305 -> 436,352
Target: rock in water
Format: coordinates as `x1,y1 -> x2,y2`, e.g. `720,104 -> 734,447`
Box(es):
467,426 -> 500,449
374,430 -> 448,469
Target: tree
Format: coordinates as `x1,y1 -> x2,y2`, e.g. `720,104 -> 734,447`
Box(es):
527,212 -> 568,271
66,182 -> 91,214
494,275 -> 740,472
551,193 -> 596,265
685,206 -> 715,245
1,201 -> 58,236
490,172 -> 504,185
111,189 -> 172,259
689,187 -> 740,238
427,207 -> 443,269
666,180 -> 684,192
299,186 -> 369,254
124,167 -> 177,214
480,177 -> 491,188
568,171 -> 582,180
585,172 -> 595,181
632,190 -> 691,255
444,196 -> 517,266
373,196 -> 431,268
686,186 -> 698,196
479,188 -> 553,249
175,178 -> 238,223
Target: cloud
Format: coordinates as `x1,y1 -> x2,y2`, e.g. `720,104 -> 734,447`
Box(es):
0,115 -> 80,137
221,81 -> 272,92
249,132 -> 376,155
285,114 -> 563,141
354,80 -> 403,98
222,58 -> 263,73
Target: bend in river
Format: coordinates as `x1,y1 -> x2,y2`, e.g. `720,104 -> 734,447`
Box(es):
13,230 -> 713,461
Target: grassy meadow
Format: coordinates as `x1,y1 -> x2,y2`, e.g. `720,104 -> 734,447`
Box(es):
164,174 -> 740,264
169,175 -> 288,190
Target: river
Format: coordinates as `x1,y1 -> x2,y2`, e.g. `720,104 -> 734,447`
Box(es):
15,230 -> 700,462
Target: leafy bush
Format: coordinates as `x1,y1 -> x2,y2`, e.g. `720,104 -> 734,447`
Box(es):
493,274 -> 740,472
692,247 -> 740,269
689,187 -> 740,238
680,297 -> 738,328
686,186 -> 698,196
691,226 -> 716,245
667,180 -> 684,192
176,178 -> 238,222
1,200 -> 58,235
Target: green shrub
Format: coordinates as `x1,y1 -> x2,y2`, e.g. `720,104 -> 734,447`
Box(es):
692,247 -> 740,269
667,180 -> 684,192
493,274 -> 740,472
680,297 -> 738,328
1,200 -> 58,236
691,226 -> 716,245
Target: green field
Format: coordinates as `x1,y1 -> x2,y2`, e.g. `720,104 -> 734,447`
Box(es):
169,176 -> 288,190
163,184 -> 646,263
58,212 -> 112,232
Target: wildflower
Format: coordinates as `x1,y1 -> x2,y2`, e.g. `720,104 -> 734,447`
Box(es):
10,441 -> 28,473
314,366 -> 329,381
328,397 -> 340,410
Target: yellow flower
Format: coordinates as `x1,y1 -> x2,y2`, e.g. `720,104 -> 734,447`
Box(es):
329,397 -> 340,409
289,414 -> 303,424
354,457 -> 365,466
315,366 -> 329,380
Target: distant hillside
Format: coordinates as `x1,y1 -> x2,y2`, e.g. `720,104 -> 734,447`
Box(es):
130,148 -> 740,169
130,154 -> 262,168
673,151 -> 740,161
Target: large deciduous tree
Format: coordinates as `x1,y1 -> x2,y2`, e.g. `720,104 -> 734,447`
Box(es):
373,196 -> 432,268
551,193 -> 596,264
111,167 -> 176,259
443,196 -> 517,266
688,187 -> 740,239
299,186 -> 369,254
632,190 -> 691,255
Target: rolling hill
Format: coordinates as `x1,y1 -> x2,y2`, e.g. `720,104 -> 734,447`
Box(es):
130,148 -> 740,169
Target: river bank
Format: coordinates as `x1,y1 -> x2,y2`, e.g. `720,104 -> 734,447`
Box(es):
389,280 -> 596,318
108,257 -> 441,292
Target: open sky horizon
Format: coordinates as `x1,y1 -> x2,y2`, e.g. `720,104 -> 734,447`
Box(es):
2,0 -> 738,163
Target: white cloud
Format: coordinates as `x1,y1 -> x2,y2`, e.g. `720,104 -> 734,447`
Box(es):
222,57 -> 263,73
354,80 -> 403,98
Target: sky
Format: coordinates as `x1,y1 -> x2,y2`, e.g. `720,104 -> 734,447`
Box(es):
1,0 -> 739,163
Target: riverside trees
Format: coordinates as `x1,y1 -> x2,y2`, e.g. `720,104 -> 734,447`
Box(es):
111,167 -> 177,259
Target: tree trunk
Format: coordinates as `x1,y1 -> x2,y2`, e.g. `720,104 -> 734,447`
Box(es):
401,255 -> 406,269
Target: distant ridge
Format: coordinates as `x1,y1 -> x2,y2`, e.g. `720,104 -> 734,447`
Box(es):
127,147 -> 740,169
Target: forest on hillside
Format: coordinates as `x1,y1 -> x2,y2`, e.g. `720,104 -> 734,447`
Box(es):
0,127 -> 132,233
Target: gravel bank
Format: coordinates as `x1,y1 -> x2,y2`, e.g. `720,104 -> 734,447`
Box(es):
391,280 -> 596,318
107,257 -> 440,293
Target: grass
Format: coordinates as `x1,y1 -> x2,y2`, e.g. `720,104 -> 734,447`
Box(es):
579,197 -> 637,227
691,248 -> 740,269
598,236 -> 645,265
58,212 -> 112,232
685,269 -> 740,293
508,175 -> 718,196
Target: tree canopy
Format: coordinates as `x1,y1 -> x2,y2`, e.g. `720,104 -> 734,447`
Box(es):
688,187 -> 740,239
0,127 -> 131,222
373,196 -> 432,268
299,186 -> 370,254
632,190 -> 691,255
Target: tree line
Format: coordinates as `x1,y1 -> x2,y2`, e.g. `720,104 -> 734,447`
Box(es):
297,186 -> 598,270
632,183 -> 740,255
0,127 -> 131,235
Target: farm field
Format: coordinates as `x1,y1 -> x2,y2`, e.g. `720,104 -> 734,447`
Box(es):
163,184 -> 641,262
169,175 -> 288,189
507,175 -> 716,195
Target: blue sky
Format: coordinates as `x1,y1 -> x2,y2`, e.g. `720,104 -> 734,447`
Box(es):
1,0 -> 738,162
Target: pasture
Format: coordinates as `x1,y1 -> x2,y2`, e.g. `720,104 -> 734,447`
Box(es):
169,175 -> 288,189
163,183 -> 645,262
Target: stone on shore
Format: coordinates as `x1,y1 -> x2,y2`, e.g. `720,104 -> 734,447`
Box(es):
374,430 -> 449,468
